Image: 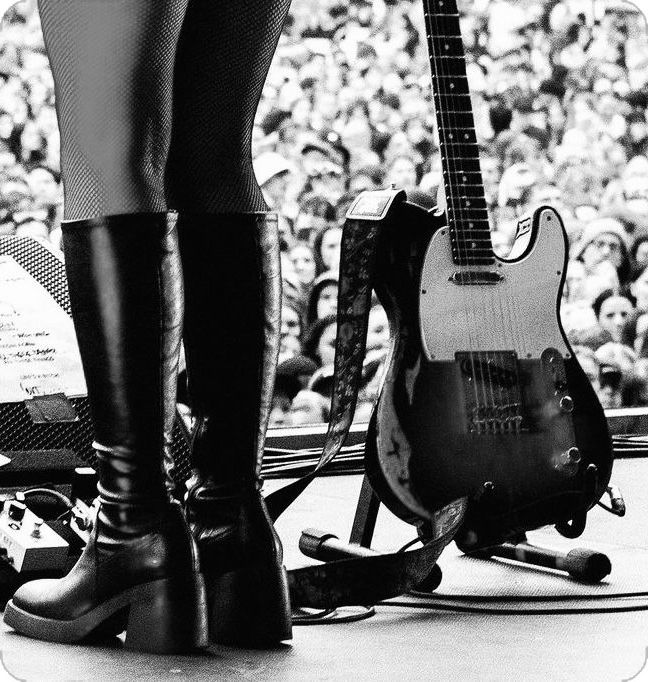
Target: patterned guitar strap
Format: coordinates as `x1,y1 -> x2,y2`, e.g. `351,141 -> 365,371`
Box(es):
266,188 -> 465,609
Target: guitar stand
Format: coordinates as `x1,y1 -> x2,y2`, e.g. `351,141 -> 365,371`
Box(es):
298,475 -> 612,594
459,537 -> 612,584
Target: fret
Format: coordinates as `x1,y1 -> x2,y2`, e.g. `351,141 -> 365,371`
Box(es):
447,210 -> 490,223
451,244 -> 492,251
445,162 -> 483,174
448,188 -> 487,200
447,192 -> 487,203
451,250 -> 494,259
434,92 -> 472,102
446,219 -> 491,229
437,111 -> 476,120
451,237 -> 493,246
452,236 -> 491,242
436,123 -> 478,138
453,257 -> 496,266
448,216 -> 491,226
450,227 -> 492,236
438,142 -> 479,159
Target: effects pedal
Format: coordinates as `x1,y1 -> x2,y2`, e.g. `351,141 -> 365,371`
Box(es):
0,500 -> 68,572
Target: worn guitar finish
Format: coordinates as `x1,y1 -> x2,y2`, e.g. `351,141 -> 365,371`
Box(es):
365,0 -> 613,546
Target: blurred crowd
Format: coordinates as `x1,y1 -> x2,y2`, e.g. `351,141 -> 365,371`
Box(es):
0,0 -> 647,423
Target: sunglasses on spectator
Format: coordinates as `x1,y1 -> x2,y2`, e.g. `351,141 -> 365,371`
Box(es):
592,238 -> 621,252
310,170 -> 342,180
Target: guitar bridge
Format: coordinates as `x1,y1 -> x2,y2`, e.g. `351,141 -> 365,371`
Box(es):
456,351 -> 525,434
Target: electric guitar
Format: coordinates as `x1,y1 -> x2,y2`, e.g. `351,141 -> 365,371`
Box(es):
364,0 -> 613,548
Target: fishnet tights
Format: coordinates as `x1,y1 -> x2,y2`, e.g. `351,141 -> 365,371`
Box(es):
37,0 -> 292,220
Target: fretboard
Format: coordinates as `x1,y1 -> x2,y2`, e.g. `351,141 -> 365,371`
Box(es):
423,0 -> 494,265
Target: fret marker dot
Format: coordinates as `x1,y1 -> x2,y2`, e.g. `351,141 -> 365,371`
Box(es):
445,44 -> 449,50
464,133 -> 469,140
469,222 -> 474,228
450,83 -> 455,90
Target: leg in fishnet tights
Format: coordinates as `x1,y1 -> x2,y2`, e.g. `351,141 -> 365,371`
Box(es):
37,0 -> 188,220
166,0 -> 292,214
37,0 -> 292,220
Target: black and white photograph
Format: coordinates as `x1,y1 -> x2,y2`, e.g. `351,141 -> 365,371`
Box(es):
0,0 -> 645,679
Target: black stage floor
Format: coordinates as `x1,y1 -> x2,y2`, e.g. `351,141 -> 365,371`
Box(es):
0,458 -> 646,681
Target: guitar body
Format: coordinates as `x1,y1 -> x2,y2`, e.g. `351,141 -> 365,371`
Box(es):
366,202 -> 613,546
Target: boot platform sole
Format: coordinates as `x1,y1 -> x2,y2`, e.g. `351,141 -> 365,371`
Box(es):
4,573 -> 208,654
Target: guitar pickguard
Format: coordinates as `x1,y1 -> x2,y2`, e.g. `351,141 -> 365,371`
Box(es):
419,207 -> 570,362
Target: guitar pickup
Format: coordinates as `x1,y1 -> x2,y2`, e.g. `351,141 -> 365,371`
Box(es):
449,271 -> 504,285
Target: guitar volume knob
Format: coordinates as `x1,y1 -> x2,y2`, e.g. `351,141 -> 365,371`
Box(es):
561,447 -> 581,465
559,396 -> 574,412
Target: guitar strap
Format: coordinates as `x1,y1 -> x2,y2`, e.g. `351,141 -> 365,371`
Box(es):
266,188 -> 465,608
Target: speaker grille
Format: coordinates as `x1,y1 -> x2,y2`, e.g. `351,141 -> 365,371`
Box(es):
0,236 -> 192,486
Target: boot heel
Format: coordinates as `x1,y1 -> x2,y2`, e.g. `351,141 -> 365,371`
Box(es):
125,573 -> 208,654
207,562 -> 292,647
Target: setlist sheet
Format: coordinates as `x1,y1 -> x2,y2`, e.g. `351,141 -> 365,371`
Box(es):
0,255 -> 87,403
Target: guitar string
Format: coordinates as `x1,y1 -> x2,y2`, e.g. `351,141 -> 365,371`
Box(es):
425,0 -> 480,422
448,1 -> 511,434
429,0 -> 488,430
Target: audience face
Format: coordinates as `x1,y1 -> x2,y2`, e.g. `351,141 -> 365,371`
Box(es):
598,373 -> 623,408
631,268 -> 648,312
279,333 -> 301,364
319,226 -> 342,272
316,283 -> 338,320
387,156 -> 417,188
289,243 -> 316,286
281,304 -> 301,340
269,393 -> 292,427
316,321 -> 337,366
27,167 -> 59,206
596,295 -> 633,343
564,260 -> 587,303
581,231 -> 624,272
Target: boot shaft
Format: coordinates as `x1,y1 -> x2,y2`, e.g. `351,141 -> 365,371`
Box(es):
177,212 -> 281,484
62,212 -> 183,512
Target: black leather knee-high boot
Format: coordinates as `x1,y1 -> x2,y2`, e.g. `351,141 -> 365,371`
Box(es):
3,213 -> 207,654
177,212 -> 292,646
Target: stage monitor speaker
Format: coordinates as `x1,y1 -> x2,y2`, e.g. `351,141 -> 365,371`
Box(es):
0,236 -> 192,489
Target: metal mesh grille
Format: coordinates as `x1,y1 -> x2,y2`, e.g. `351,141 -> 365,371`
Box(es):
0,236 -> 192,485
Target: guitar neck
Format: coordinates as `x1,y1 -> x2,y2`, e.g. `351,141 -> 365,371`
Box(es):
423,0 -> 494,265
